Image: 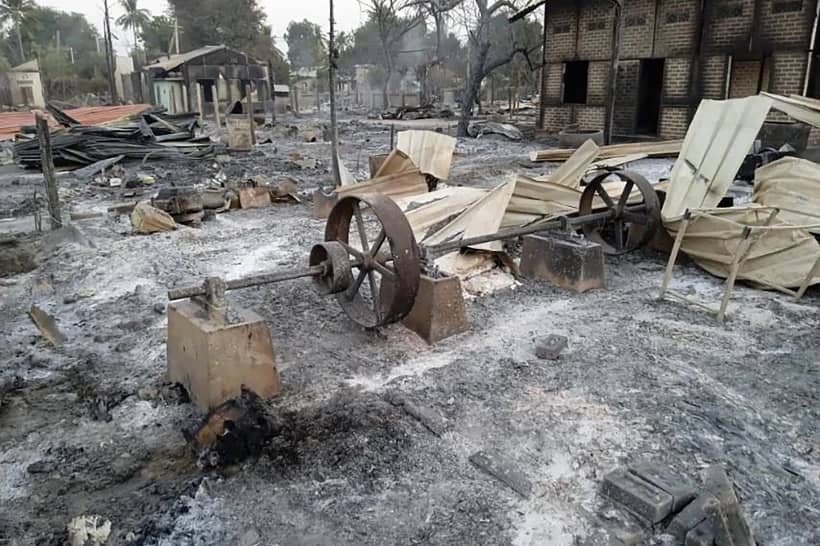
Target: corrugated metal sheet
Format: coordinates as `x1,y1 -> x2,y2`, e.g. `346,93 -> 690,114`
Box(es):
143,45 -> 227,72
0,104 -> 152,140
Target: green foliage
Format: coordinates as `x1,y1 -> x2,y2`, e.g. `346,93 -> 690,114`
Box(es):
140,15 -> 175,58
0,6 -> 101,64
284,19 -> 325,70
38,48 -> 109,99
0,0 -> 35,63
168,0 -> 279,62
116,0 -> 151,50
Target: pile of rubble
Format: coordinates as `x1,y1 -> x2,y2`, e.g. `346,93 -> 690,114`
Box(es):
12,103 -> 212,170
603,463 -> 756,545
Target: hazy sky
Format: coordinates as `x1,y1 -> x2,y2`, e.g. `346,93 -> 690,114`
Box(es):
38,0 -> 368,54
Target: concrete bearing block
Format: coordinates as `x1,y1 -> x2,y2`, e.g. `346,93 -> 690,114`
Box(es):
402,274 -> 469,344
602,467 -> 674,524
628,462 -> 698,512
520,234 -> 605,292
167,300 -> 281,412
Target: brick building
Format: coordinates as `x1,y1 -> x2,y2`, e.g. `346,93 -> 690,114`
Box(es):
536,0 -> 820,139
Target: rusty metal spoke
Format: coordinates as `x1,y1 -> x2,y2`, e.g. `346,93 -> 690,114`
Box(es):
346,268 -> 368,301
338,241 -> 364,260
353,202 -> 370,253
595,184 -> 615,209
373,261 -> 396,280
370,229 -> 386,258
616,180 -> 634,214
365,270 -> 381,322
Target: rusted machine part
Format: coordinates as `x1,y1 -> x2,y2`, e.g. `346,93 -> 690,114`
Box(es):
308,241 -> 354,295
325,194 -> 421,328
577,170 -> 661,255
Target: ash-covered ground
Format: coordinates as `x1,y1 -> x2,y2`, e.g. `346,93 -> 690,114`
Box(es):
0,114 -> 817,546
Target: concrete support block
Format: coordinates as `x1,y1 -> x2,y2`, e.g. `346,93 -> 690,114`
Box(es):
702,465 -> 756,546
668,494 -> 719,543
628,462 -> 698,512
520,234 -> 605,292
167,300 -> 281,412
686,520 -> 716,546
602,467 -> 674,524
402,274 -> 469,344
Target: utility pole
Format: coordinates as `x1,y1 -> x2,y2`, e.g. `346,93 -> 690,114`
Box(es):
103,0 -> 119,103
174,19 -> 180,54
328,0 -> 341,187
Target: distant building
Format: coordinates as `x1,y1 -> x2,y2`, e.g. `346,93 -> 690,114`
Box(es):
0,59 -> 46,108
143,45 -> 272,115
532,0 -> 820,139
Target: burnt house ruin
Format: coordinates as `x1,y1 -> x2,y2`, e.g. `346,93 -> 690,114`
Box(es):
536,0 -> 820,139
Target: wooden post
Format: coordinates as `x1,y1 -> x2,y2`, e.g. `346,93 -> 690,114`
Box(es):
267,59 -> 277,123
196,82 -> 205,124
212,83 -> 221,129
328,0 -> 341,187
35,111 -> 61,230
604,1 -> 622,144
245,83 -> 256,146
658,211 -> 690,299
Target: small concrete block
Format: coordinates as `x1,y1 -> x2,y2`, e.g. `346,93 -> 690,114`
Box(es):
705,494 -> 756,546
469,450 -> 532,498
667,494 -> 718,542
685,520 -> 716,546
535,334 -> 568,360
167,300 -> 281,411
520,234 -> 605,293
701,465 -> 756,546
402,274 -> 469,344
602,467 -> 674,524
312,189 -> 337,219
702,465 -> 738,506
383,391 -> 448,437
610,527 -> 644,546
629,462 -> 697,512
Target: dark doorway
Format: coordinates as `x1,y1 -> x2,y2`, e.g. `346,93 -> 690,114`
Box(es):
563,61 -> 589,104
636,58 -> 665,135
200,80 -> 215,102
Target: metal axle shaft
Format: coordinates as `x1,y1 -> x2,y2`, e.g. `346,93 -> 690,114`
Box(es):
423,205 -> 646,256
167,265 -> 325,300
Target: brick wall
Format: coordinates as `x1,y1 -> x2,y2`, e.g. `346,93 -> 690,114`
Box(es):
545,2 -> 578,62
544,64 -> 564,101
614,60 -> 640,134
702,0 -> 755,52
659,106 -> 691,138
621,0 -> 658,59
578,0 -> 617,60
654,0 -> 701,57
759,0 -> 817,50
664,57 -> 690,98
538,0 -> 816,133
770,51 -> 809,94
541,105 -> 573,132
575,105 -> 607,128
587,61 -> 611,105
729,60 -> 762,97
701,55 -> 729,98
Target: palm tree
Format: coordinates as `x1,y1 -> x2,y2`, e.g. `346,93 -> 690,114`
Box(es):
116,0 -> 150,52
0,0 -> 34,64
